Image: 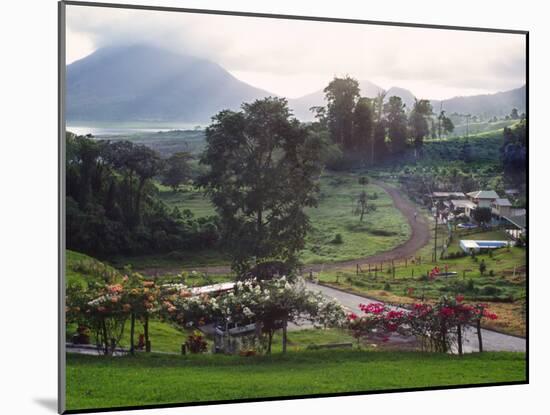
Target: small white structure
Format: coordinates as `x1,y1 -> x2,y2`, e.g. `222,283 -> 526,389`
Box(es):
460,240 -> 511,253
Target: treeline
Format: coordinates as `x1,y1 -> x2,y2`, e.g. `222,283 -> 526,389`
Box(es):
501,118 -> 527,175
310,76 -> 454,167
66,133 -> 220,257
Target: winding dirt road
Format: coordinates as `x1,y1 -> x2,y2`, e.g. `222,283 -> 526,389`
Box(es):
141,181 -> 430,276
311,180 -> 431,272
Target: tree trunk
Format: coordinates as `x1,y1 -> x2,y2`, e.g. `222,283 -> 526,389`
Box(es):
101,318 -> 109,355
144,315 -> 151,353
477,319 -> 483,352
130,313 -> 136,355
267,331 -> 273,355
457,324 -> 463,356
282,321 -> 288,354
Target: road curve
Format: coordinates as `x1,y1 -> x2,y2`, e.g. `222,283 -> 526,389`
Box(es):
141,180 -> 430,276
307,180 -> 431,272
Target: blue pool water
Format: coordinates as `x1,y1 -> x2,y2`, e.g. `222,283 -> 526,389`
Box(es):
475,241 -> 507,248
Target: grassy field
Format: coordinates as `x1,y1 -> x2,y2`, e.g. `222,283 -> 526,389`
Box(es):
301,173 -> 410,264
317,228 -> 526,336
98,129 -> 207,157
66,350 -> 526,411
143,172 -> 410,270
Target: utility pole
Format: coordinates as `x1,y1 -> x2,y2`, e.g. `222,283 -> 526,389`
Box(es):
438,103 -> 443,141
433,211 -> 438,263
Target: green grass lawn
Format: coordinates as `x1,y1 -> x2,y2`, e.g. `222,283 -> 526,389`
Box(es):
66,250 -> 121,287
300,173 -> 410,264
144,172 -> 410,271
66,350 -> 526,411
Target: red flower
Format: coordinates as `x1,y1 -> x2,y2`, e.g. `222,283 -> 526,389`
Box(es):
360,303 -> 385,315
483,310 -> 498,320
456,294 -> 464,303
347,312 -> 358,321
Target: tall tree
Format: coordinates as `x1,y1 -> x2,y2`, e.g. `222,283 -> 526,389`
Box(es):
372,120 -> 387,160
384,96 -> 408,154
371,91 -> 387,164
352,97 -> 374,156
437,109 -> 454,139
409,99 -> 433,149
199,97 -> 325,276
162,152 -> 193,191
323,76 -> 360,150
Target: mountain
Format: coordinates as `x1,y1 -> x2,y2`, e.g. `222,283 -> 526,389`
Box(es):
66,45 -> 276,123
67,45 -> 526,124
431,85 -> 526,117
288,80 -> 384,121
383,86 -> 416,110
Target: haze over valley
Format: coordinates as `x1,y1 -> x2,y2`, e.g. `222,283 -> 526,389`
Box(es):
67,45 -> 526,126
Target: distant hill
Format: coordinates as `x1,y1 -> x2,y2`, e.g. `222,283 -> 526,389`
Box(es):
431,85 -> 526,117
67,44 -> 526,124
66,45 -> 276,123
383,86 -> 417,110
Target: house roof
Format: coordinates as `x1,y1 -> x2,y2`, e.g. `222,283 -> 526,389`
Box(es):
450,199 -> 476,209
493,198 -> 512,207
432,192 -> 466,198
467,190 -> 499,200
505,214 -> 527,230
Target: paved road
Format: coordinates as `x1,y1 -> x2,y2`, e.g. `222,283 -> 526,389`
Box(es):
305,281 -> 526,353
140,180 -> 431,277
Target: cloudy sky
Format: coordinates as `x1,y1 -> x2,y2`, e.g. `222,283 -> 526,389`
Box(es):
66,4 -> 526,100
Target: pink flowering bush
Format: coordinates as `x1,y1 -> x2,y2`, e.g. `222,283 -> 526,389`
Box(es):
347,302 -> 408,343
347,296 -> 498,354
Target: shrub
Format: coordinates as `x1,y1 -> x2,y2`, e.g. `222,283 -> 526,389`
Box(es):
479,260 -> 487,275
331,233 -> 344,244
480,285 -> 501,296
185,330 -> 208,354
383,282 -> 391,291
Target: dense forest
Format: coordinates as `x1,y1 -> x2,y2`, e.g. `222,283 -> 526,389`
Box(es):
66,133 -> 220,257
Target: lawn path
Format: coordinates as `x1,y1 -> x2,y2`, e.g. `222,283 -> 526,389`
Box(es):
140,180 -> 430,276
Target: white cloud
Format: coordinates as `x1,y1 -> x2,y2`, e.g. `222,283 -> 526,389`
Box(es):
65,4 -> 526,99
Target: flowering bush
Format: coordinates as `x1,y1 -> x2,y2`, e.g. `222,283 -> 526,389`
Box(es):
162,277 -> 346,354
347,302 -> 408,343
66,273 -> 160,355
185,330 -> 208,354
347,295 -> 498,354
